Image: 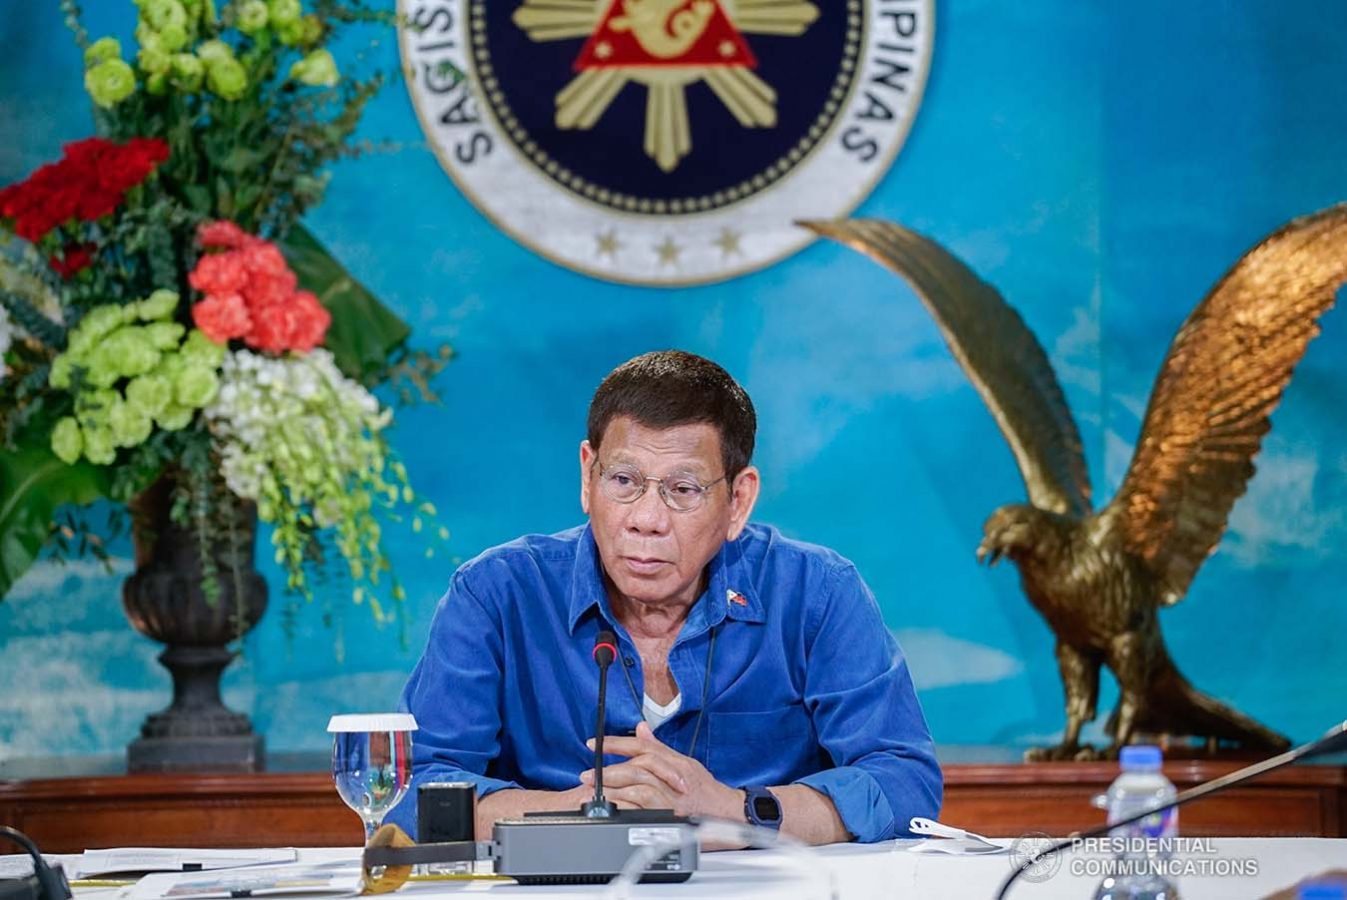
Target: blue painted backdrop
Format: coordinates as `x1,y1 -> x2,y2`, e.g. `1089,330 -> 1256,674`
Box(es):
3,1 -> 1347,762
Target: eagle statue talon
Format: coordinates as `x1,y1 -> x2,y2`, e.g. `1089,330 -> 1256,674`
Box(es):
1025,742 -> 1097,763
803,208 -> 1347,760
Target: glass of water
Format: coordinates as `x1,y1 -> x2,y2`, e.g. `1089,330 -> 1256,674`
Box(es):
328,713 -> 418,843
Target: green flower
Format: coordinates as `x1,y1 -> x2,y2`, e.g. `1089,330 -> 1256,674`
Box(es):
196,39 -> 235,64
274,18 -> 304,46
156,403 -> 195,431
82,428 -> 117,466
138,41 -> 172,74
205,55 -> 248,100
85,59 -> 136,109
145,71 -> 168,95
176,364 -> 220,407
50,418 -> 84,465
138,289 -> 180,321
141,0 -> 189,32
126,374 -> 173,416
79,306 -> 127,340
266,0 -> 300,26
168,53 -> 204,90
144,322 -> 187,350
108,399 -> 154,448
235,0 -> 268,32
49,355 -> 73,390
182,329 -> 227,368
289,48 -> 337,87
298,14 -> 323,46
84,37 -> 122,69
98,327 -> 162,379
157,22 -> 191,52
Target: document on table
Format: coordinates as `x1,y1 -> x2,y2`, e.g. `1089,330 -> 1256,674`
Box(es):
0,854 -> 80,878
125,862 -> 362,900
76,849 -> 299,878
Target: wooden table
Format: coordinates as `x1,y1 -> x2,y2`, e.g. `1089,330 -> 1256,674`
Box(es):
3,757 -> 1343,852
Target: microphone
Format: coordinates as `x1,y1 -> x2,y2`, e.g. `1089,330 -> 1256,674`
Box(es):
994,719 -> 1347,899
582,630 -> 620,819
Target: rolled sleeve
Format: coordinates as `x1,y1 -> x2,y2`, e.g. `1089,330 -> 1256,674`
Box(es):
794,563 -> 943,842
385,570 -> 523,836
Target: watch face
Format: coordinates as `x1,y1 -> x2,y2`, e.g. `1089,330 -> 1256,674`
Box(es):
752,793 -> 781,823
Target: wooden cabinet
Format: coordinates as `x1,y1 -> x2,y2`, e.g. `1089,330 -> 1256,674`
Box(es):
1,761 -> 1343,853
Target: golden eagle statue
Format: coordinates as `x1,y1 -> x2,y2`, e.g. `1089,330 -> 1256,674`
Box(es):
802,206 -> 1347,760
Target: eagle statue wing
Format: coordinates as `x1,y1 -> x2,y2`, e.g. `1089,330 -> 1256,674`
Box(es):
802,218 -> 1093,517
1098,204 -> 1347,605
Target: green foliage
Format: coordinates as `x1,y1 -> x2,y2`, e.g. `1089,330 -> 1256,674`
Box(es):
0,443 -> 108,597
279,224 -> 410,385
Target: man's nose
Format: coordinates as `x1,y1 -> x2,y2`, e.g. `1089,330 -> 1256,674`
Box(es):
626,483 -> 671,533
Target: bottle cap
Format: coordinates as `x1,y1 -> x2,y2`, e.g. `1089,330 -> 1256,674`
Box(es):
1119,744 -> 1162,771
1298,882 -> 1347,900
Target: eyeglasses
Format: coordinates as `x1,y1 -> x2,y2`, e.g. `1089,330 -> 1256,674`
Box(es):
594,462 -> 727,512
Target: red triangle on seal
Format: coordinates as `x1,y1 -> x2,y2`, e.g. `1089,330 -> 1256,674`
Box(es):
574,0 -> 758,71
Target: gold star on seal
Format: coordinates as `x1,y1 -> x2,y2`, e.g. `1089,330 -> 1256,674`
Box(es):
595,230 -> 621,258
655,236 -> 681,266
713,228 -> 742,258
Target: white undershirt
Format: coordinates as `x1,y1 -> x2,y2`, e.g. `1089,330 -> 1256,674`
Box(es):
642,692 -> 682,729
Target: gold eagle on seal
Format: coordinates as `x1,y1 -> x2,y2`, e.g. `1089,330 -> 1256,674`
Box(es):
512,0 -> 820,172
803,206 -> 1347,760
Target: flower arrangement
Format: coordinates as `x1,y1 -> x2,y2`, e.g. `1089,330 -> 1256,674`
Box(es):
0,0 -> 450,636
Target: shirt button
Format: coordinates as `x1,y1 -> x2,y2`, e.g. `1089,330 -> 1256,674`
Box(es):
624,656 -> 636,667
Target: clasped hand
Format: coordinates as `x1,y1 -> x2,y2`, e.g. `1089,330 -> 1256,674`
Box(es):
580,721 -> 742,821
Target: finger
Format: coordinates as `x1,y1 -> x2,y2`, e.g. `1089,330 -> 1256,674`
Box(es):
635,721 -> 661,745
620,752 -> 690,791
582,761 -> 683,792
590,735 -> 644,757
605,784 -> 674,810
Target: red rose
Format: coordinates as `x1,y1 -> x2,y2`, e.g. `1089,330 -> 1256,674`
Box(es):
49,243 -> 95,279
193,293 -> 252,344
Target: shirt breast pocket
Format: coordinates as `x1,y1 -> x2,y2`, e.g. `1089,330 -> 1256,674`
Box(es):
706,705 -> 815,783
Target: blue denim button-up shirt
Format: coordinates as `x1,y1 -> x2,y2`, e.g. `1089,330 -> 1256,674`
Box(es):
389,523 -> 942,842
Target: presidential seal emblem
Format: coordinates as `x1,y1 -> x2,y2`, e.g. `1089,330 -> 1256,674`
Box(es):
399,0 -> 932,285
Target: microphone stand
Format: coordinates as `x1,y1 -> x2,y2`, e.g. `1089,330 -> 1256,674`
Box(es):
994,720 -> 1347,899
582,632 -> 618,818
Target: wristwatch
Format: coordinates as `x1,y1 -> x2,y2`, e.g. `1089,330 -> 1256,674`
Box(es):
742,785 -> 782,830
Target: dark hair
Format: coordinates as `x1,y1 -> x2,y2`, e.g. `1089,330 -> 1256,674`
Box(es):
587,350 -> 757,479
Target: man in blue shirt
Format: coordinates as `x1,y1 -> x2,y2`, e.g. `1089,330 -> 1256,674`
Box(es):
391,351 -> 941,844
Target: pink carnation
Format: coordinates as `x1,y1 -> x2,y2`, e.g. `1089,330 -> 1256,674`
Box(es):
189,221 -> 331,354
197,220 -> 255,251
288,291 -> 332,353
192,293 -> 252,344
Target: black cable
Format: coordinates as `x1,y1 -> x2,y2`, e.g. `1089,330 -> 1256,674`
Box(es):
0,827 -> 70,900
686,623 -> 718,761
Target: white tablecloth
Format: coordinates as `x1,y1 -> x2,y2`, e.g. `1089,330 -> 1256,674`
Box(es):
288,839 -> 1346,899
55,839 -> 1345,900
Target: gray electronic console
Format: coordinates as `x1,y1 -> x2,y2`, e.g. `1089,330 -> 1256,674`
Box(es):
362,810 -> 698,885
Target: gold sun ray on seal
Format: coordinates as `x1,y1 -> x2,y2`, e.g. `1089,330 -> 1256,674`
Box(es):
511,0 -> 820,171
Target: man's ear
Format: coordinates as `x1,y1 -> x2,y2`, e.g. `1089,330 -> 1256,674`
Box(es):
579,440 -> 595,515
726,466 -> 760,541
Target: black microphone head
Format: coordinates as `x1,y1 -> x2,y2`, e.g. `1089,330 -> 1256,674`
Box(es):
593,630 -> 617,667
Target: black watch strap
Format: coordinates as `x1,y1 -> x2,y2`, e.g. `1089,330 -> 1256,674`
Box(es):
742,785 -> 782,830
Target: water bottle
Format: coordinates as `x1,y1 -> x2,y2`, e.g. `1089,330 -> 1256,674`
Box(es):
1093,745 -> 1180,900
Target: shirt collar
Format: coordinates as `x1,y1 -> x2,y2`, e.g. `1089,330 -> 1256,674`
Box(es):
567,524 -> 766,635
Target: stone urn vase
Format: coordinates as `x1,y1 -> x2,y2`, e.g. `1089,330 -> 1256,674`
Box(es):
122,475 -> 269,772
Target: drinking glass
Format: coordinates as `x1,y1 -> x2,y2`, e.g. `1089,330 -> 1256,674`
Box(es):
328,713 -> 417,843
